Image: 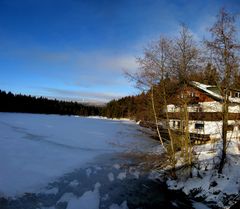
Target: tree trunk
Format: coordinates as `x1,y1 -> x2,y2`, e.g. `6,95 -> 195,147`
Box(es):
162,81 -> 176,177
218,95 -> 229,173
150,85 -> 167,152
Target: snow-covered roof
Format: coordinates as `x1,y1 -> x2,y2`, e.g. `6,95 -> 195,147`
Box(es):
191,81 -> 240,104
191,81 -> 222,100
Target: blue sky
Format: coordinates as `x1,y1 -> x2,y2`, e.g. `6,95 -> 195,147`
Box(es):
0,0 -> 239,103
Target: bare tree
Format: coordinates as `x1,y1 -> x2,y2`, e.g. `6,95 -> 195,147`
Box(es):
125,37 -> 180,176
170,24 -> 201,83
169,25 -> 202,175
125,42 -> 166,150
126,23 -> 204,178
205,8 -> 240,173
142,37 -> 178,177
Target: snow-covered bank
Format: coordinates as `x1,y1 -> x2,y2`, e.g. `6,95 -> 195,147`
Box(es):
162,137 -> 240,208
87,116 -> 136,123
0,113 -> 161,197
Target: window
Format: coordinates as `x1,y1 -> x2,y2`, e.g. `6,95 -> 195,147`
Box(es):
173,121 -> 176,128
195,106 -> 202,112
177,121 -> 181,129
195,123 -> 204,130
190,92 -> 195,97
234,92 -> 240,98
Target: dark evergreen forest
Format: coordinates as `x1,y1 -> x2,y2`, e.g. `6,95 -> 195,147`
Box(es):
0,89 -> 153,120
0,90 -> 102,116
102,93 -> 151,121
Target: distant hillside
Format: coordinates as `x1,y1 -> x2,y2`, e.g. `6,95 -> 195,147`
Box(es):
0,90 -> 102,116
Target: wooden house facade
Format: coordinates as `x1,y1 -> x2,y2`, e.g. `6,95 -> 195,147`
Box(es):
165,81 -> 240,143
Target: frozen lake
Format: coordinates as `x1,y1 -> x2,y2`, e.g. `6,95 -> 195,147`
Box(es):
0,113 -> 191,209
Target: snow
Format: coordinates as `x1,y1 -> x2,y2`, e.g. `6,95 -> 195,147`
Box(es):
101,193 -> 109,201
4,113 -> 240,208
129,167 -> 140,179
108,172 -> 115,182
41,207 -> 55,209
66,183 -> 101,209
57,193 -> 76,204
192,201 -> 211,209
69,180 -> 79,187
0,112 -> 158,197
113,164 -> 121,170
191,81 -> 223,100
117,172 -> 127,180
86,168 -> 92,177
109,201 -> 129,209
88,116 -> 132,122
44,187 -> 59,195
191,81 -> 240,103
166,136 -> 240,208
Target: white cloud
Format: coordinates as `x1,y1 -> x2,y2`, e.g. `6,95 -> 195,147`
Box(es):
1,45 -> 138,75
73,50 -> 138,73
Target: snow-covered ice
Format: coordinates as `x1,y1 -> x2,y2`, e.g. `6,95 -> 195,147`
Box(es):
101,193 -> 109,201
66,183 -> 101,209
0,113 -> 159,197
117,172 -> 127,180
108,172 -> 115,182
69,180 -> 79,187
109,201 -> 129,209
57,193 -> 76,204
86,168 -> 92,177
129,168 -> 140,179
44,187 -> 59,195
113,164 -> 121,170
41,207 -> 55,209
192,201 -> 211,209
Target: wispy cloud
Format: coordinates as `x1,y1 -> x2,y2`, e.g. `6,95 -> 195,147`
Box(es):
1,45 -> 138,72
1,45 -> 138,90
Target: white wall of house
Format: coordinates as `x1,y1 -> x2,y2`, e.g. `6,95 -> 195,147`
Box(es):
167,104 -> 178,112
229,104 -> 240,113
167,102 -> 240,113
199,102 -> 221,112
169,119 -> 240,140
200,102 -> 240,113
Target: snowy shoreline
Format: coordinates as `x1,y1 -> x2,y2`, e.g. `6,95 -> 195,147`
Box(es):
1,112 -> 239,208
107,115 -> 240,208
86,115 -> 240,208
146,133 -> 240,208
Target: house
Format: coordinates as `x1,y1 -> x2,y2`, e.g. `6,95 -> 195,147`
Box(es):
165,81 -> 240,143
